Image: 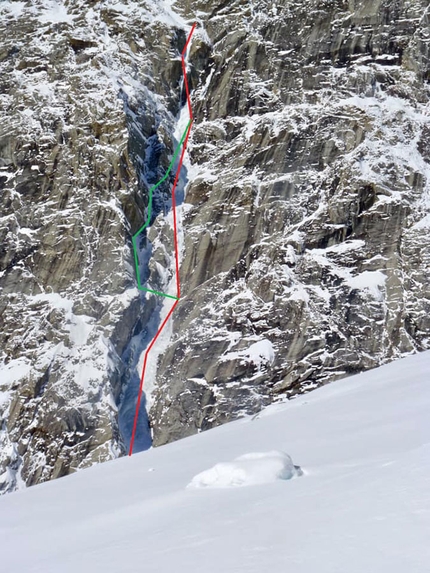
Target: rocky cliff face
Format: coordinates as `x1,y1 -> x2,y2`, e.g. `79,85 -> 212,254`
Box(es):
0,0 -> 188,491
149,0 -> 430,445
0,0 -> 429,492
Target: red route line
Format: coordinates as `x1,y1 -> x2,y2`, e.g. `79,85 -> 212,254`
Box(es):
182,22 -> 196,119
128,23 -> 196,456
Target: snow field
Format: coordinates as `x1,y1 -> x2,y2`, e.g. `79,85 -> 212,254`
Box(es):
0,351 -> 429,572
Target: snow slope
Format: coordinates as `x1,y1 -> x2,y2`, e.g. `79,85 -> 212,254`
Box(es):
0,351 -> 429,572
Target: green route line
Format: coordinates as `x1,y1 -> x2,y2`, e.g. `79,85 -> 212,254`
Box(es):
132,119 -> 192,300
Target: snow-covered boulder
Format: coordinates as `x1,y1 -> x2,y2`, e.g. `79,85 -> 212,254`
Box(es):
188,450 -> 302,488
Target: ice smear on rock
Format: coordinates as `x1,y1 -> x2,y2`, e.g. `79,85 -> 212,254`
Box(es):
188,451 -> 302,489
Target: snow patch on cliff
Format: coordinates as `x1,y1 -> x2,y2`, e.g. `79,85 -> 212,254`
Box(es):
38,1 -> 74,24
221,339 -> 275,369
0,1 -> 26,18
0,358 -> 32,388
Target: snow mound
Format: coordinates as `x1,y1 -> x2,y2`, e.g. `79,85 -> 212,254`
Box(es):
188,451 -> 302,489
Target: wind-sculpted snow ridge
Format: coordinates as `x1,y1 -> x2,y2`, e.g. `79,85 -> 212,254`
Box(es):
0,0 -> 197,492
